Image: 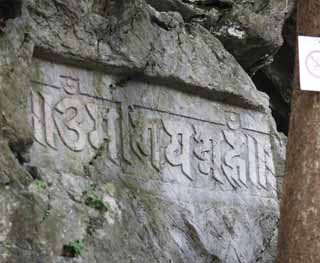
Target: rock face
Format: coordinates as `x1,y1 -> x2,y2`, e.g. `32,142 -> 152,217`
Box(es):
254,5 -> 296,135
146,0 -> 291,73
0,0 -> 287,263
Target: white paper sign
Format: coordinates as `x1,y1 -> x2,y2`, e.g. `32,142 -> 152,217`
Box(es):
298,36 -> 320,91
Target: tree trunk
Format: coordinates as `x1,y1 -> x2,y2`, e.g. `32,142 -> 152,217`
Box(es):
277,1 -> 320,262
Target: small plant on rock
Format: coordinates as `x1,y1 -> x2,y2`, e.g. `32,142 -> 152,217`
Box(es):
34,179 -> 47,190
84,191 -> 110,212
62,240 -> 85,258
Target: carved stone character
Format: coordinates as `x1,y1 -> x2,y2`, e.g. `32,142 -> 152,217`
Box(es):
120,103 -> 133,165
247,135 -> 275,190
257,141 -> 267,189
150,123 -> 161,171
130,110 -> 151,160
86,103 -> 102,149
129,109 -> 161,171
222,130 -> 247,188
31,91 -> 46,146
31,91 -> 57,150
54,98 -> 89,152
87,104 -> 118,163
60,76 -> 80,95
163,120 -> 194,181
104,107 -> 119,163
226,112 -> 241,130
265,144 -> 277,190
247,135 -> 259,186
193,126 -> 223,184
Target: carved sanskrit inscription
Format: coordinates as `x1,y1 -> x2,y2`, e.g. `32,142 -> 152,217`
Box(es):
29,60 -> 277,192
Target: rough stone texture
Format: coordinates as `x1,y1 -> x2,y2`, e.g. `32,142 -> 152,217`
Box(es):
0,0 -> 287,263
253,2 -> 296,134
263,9 -> 296,107
146,0 -> 294,73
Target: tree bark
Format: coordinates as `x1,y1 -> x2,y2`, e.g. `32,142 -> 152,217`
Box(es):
277,1 -> 320,262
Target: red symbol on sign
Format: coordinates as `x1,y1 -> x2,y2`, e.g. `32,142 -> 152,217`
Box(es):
306,51 -> 320,78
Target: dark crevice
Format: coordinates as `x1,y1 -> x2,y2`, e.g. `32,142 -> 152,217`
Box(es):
0,0 -> 21,32
92,0 -> 124,18
0,0 -> 22,32
14,152 -> 27,165
253,71 -> 290,135
0,0 -> 22,19
182,0 -> 233,10
92,0 -> 110,17
25,166 -> 41,180
150,15 -> 170,31
253,6 -> 295,135
9,144 -> 31,166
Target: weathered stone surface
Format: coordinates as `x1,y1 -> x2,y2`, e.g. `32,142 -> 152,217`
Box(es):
0,3 -> 33,152
146,0 -> 295,73
265,3 -> 296,103
252,3 -> 296,135
28,0 -> 270,110
26,58 -> 282,263
0,0 -> 286,262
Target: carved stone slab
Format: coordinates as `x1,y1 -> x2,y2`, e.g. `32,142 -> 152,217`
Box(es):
29,59 -> 276,195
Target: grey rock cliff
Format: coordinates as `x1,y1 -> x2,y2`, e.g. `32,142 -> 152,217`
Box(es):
253,3 -> 296,134
0,0 -> 287,262
146,0 -> 292,73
